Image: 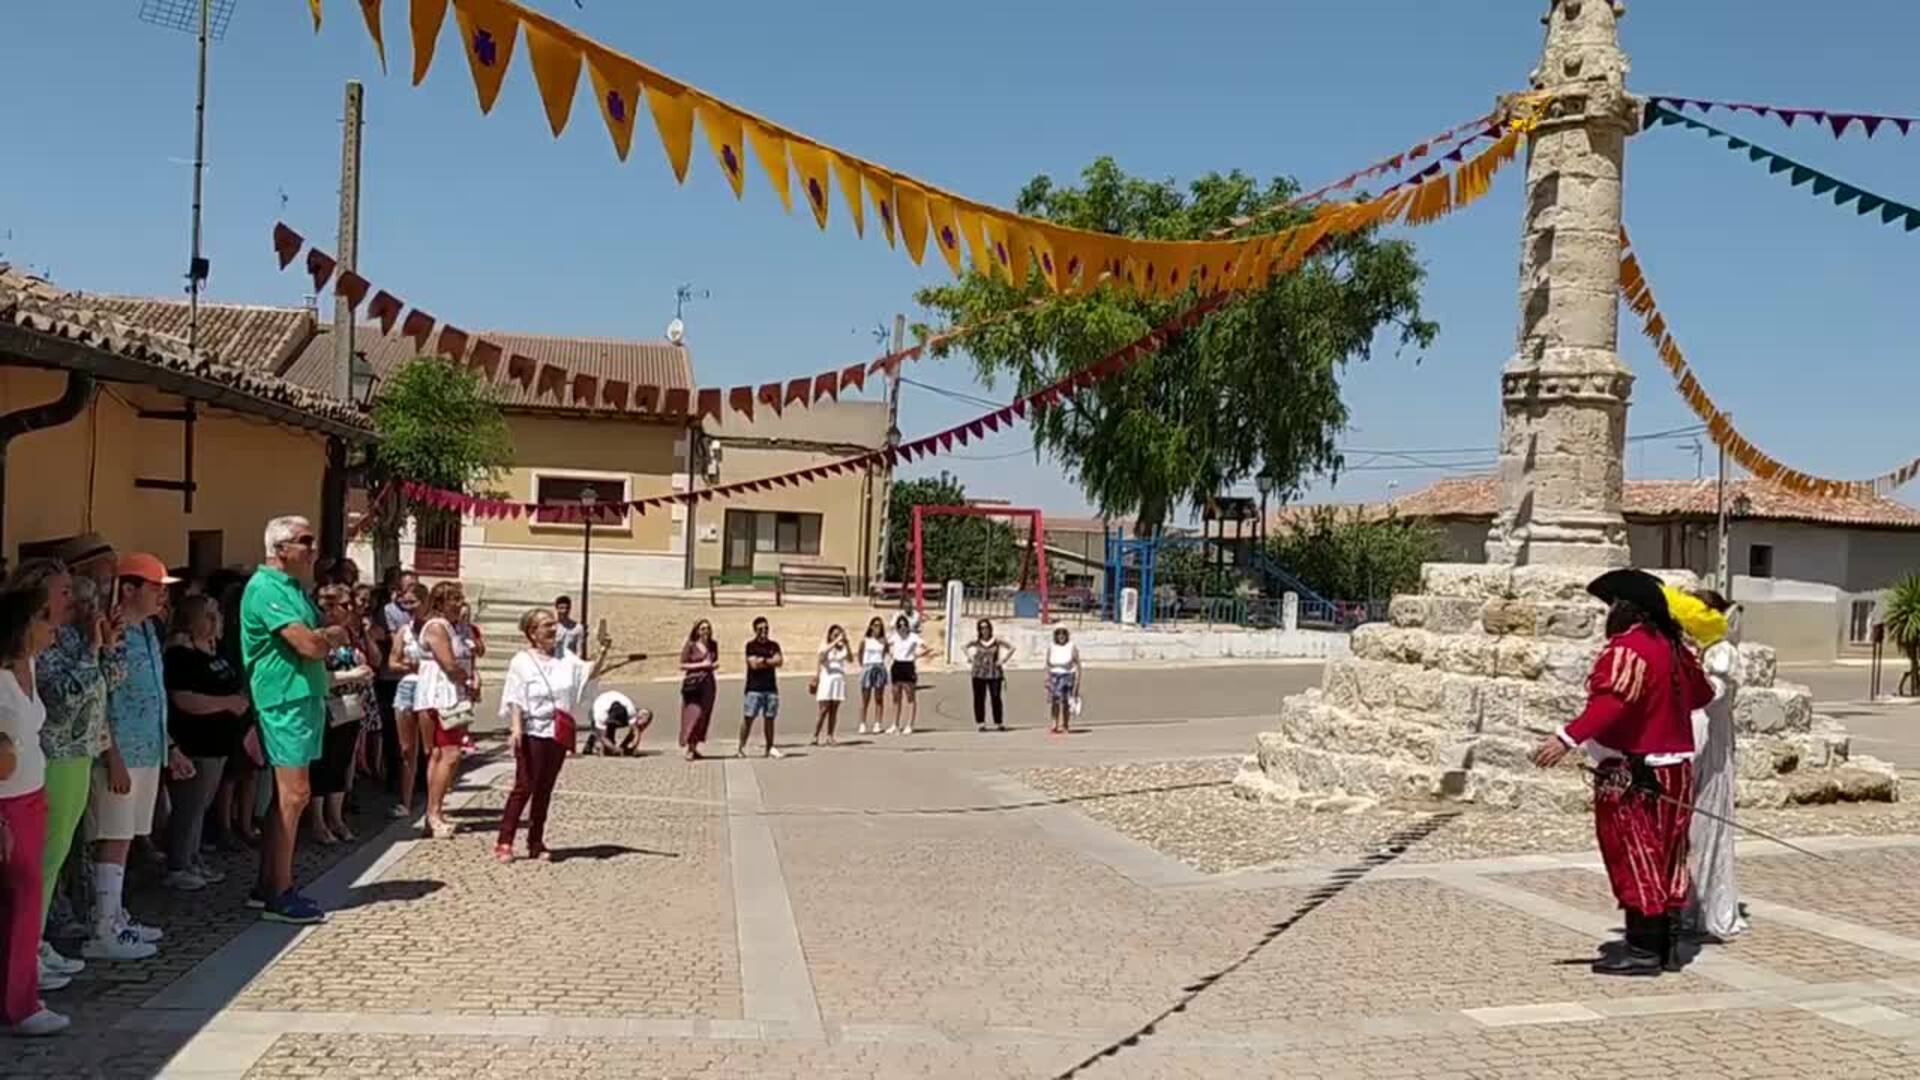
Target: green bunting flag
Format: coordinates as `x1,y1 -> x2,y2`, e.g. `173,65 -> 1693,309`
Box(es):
1645,103 -> 1920,233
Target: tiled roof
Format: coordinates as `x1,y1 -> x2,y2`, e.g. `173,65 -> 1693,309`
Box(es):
0,266 -> 370,433
1369,475 -> 1920,530
87,296 -> 315,375
705,399 -> 889,449
284,325 -> 694,415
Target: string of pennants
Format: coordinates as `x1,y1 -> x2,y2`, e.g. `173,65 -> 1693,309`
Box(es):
392,290 -> 1231,520
271,121 -> 1520,416
300,0 -> 1518,299
273,221 -> 1043,419
1645,96 -> 1920,140
1644,105 -> 1920,233
1619,228 -> 1918,498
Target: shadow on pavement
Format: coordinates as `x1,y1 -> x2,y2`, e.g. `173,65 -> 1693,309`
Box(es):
547,843 -> 681,863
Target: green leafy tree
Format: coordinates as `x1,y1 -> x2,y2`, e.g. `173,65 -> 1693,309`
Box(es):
1880,573 -> 1920,694
883,472 -> 1022,587
916,158 -> 1435,534
366,359 -> 513,573
1265,508 -> 1443,601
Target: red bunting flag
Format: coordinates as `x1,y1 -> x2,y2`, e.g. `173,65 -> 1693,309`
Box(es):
839,363 -> 867,393
632,384 -> 660,413
572,373 -> 599,405
469,340 -> 502,381
436,325 -> 471,361
367,291 -> 403,334
757,383 -> 783,416
813,372 -> 839,402
273,223 -> 304,270
966,419 -> 986,440
507,352 -> 537,389
982,412 -> 1001,434
603,379 -> 630,411
305,248 -> 337,292
938,431 -> 955,452
335,270 -> 371,313
662,388 -> 690,416
401,310 -> 436,350
536,364 -> 568,400
696,388 -> 723,421
728,386 -> 755,419
785,378 -> 811,407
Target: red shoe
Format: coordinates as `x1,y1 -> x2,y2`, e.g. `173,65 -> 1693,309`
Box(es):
493,843 -> 514,863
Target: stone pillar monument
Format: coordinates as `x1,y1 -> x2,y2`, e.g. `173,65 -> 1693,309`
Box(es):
1234,0 -> 1896,812
1485,0 -> 1637,569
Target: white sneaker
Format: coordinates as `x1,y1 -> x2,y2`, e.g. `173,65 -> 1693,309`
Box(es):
192,859 -> 228,885
38,942 -> 84,976
856,722 -> 869,735
83,928 -> 157,962
36,966 -> 71,992
884,725 -> 898,736
165,869 -> 208,892
766,747 -> 784,759
5,1007 -> 70,1037
902,726 -> 915,735
115,910 -> 164,944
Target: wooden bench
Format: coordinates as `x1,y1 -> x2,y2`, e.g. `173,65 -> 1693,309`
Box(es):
775,563 -> 851,604
708,571 -> 777,606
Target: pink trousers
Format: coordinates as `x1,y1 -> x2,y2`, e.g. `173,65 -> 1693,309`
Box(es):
1,788 -> 48,1026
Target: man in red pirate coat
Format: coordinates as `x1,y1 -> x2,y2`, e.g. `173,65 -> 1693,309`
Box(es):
1532,569 -> 1715,976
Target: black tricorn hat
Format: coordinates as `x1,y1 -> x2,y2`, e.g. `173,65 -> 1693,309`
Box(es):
1587,568 -> 1680,636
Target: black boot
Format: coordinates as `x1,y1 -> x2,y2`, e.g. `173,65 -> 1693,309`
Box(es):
1592,912 -> 1663,977
1662,911 -> 1686,972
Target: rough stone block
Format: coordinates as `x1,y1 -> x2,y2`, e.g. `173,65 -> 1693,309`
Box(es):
1426,597 -> 1486,635
1733,778 -> 1790,810
1509,565 -> 1600,602
1422,564 -> 1513,600
1783,764 -> 1900,805
1732,686 -> 1812,735
1541,603 -> 1601,641
1481,599 -> 1540,637
1493,638 -> 1553,680
1388,595 -> 1428,629
1736,642 -> 1777,689
1276,699 -> 1447,766
1736,737 -> 1800,781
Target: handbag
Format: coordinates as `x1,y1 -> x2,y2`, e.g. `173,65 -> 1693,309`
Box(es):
533,655 -> 578,753
326,690 -> 366,729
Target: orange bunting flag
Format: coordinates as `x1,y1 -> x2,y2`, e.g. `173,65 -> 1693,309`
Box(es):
584,47 -> 641,161
522,16 -> 582,137
356,0 -> 388,72
450,0 -> 519,114
894,180 -> 930,266
830,151 -> 865,237
926,195 -> 965,276
697,99 -> 748,199
743,117 -> 792,212
787,139 -> 833,230
864,170 -> 897,248
643,74 -> 698,182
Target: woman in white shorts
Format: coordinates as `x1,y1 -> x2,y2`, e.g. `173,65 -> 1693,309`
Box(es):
811,625 -> 850,746
384,583 -> 428,819
855,618 -> 888,736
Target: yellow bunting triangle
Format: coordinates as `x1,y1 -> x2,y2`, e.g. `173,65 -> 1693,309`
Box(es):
743,117 -> 792,212
1028,225 -> 1066,293
1007,223 -> 1035,290
954,206 -> 993,276
697,98 -> 748,199
583,46 -> 641,161
925,195 -> 965,276
1163,246 -> 1199,296
829,151 -> 864,237
310,0 -> 324,30
451,0 -> 520,115
863,170 -> 896,248
894,180 -> 931,266
410,0 -> 450,86
642,74 -> 696,182
357,0 -> 388,72
787,139 -> 833,230
982,215 -> 1012,280
522,17 -> 582,137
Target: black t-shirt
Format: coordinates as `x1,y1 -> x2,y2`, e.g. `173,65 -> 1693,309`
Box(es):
744,638 -> 781,694
165,644 -> 250,759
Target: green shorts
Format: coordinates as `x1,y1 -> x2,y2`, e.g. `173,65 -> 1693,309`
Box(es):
258,698 -> 326,769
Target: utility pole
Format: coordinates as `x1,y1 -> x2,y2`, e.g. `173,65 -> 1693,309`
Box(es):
332,80 -> 363,402
186,0 -> 212,356
872,314 -> 906,594
1715,415 -> 1731,596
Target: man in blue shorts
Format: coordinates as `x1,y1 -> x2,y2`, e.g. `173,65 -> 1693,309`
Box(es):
738,617 -> 784,759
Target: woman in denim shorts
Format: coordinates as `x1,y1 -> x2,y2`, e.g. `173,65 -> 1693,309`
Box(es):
856,617 -> 889,735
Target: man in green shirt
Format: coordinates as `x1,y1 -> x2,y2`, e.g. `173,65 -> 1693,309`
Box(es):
239,515 -> 345,925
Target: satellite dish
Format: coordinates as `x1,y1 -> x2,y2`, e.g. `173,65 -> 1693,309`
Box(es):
666,317 -> 686,345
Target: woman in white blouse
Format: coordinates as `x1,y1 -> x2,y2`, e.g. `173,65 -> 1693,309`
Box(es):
0,583 -> 66,1036
494,607 -> 639,862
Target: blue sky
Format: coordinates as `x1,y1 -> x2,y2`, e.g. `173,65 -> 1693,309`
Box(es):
3,1 -> 1917,518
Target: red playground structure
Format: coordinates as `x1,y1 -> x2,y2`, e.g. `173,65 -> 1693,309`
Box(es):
910,505 -> 1050,624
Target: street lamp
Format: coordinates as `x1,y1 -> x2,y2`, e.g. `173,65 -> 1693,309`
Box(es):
578,484 -> 598,628
348,350 -> 379,408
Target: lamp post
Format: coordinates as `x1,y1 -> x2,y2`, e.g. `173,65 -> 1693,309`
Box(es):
348,350 -> 378,408
1255,473 -> 1274,548
578,485 -> 598,628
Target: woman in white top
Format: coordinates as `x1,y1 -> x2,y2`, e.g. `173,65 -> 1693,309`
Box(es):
811,625 -> 851,747
494,607 -> 639,862
855,617 -> 889,736
1045,626 -> 1083,735
886,614 -> 933,735
412,582 -> 471,840
0,583 -> 68,1036
383,583 -> 428,819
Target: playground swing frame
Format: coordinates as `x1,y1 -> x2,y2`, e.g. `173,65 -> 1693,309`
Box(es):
910,505 -> 1050,625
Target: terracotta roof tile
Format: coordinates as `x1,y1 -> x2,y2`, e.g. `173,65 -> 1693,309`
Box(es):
87,296 -> 314,374
0,266 -> 369,432
1346,475 -> 1920,530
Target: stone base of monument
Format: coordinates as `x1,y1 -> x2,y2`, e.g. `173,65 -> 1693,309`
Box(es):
1233,563 -> 1900,813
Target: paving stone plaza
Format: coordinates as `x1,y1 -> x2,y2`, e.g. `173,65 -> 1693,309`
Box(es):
10,664 -> 1920,1079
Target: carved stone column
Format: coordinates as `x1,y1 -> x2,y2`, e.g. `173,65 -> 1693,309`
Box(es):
1484,0 -> 1639,569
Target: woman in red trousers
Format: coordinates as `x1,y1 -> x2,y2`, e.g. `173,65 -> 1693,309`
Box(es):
1,583 -> 65,1036
495,608 -> 637,861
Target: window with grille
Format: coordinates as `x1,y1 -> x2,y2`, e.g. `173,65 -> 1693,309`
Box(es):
533,474 -> 630,526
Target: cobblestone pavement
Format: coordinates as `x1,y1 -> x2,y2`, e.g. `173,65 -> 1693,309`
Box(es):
17,665 -> 1920,1078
